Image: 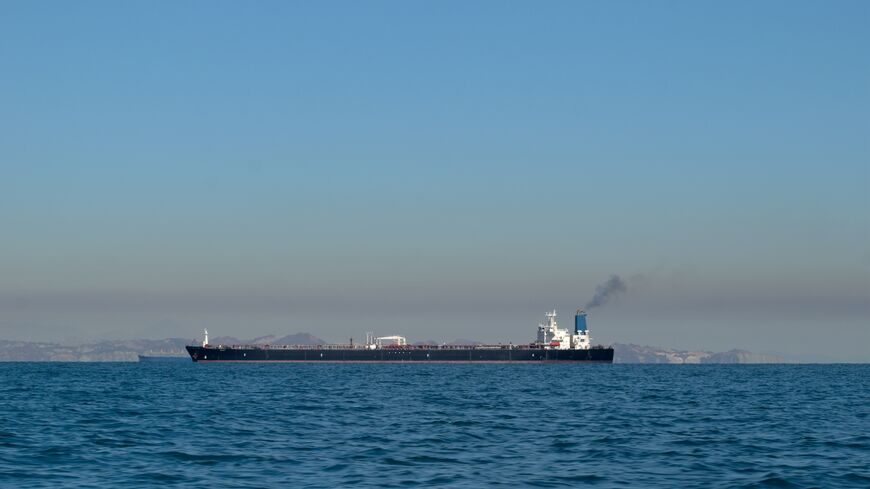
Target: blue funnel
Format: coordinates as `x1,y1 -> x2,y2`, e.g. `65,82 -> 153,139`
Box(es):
575,310 -> 588,333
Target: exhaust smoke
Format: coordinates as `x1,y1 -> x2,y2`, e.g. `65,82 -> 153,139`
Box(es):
585,275 -> 628,310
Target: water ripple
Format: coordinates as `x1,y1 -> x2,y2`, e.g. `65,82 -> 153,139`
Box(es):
0,363 -> 867,487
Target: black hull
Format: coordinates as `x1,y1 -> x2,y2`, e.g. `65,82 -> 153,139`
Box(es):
185,346 -> 614,363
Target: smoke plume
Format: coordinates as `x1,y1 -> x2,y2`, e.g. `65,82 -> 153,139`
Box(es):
585,275 -> 628,310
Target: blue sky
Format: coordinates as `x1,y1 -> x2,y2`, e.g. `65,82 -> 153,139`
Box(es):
1,1 -> 868,360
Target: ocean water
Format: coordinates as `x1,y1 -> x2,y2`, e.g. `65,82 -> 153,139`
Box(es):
0,364 -> 868,488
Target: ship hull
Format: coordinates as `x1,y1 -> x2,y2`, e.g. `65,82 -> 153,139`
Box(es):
185,346 -> 614,363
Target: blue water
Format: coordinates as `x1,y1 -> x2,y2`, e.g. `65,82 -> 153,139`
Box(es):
1,364 -> 868,488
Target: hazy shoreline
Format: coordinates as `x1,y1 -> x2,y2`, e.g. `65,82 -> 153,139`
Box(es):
0,335 -> 798,363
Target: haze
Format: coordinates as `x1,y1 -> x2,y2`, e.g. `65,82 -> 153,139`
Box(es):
1,2 -> 868,361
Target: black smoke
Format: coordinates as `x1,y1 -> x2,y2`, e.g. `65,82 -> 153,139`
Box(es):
585,275 -> 628,310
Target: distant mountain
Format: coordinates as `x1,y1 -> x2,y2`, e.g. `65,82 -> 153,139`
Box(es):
702,349 -> 787,364
614,343 -> 787,364
273,333 -> 325,345
210,333 -> 325,346
0,333 -> 326,362
210,336 -> 245,345
0,338 -> 194,362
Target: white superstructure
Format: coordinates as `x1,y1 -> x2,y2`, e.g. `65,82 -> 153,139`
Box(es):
359,309 -> 593,350
536,310 -> 592,350
365,333 -> 408,349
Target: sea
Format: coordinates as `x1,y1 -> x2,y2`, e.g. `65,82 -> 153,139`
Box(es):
0,363 -> 867,488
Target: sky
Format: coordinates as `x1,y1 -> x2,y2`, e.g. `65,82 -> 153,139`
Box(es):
1,1 -> 868,361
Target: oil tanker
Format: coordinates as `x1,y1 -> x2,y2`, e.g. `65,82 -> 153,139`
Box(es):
185,309 -> 613,364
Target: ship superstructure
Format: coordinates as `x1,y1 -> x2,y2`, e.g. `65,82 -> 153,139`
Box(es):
186,309 -> 614,363
536,309 -> 591,350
